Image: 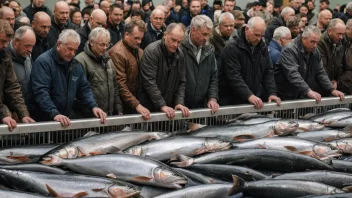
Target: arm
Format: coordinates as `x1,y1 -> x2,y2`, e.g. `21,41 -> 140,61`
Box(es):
315,59 -> 334,93
316,42 -> 331,80
113,73 -> 123,115
174,56 -> 186,106
207,54 -> 219,100
75,65 -> 98,110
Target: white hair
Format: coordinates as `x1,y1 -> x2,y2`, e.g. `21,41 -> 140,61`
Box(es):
273,26 -> 291,41
190,15 -> 213,30
281,7 -> 295,16
58,29 -> 81,44
219,12 -> 234,24
347,2 -> 352,13
14,26 -> 34,40
302,25 -> 322,38
89,27 -> 110,42
247,16 -> 265,30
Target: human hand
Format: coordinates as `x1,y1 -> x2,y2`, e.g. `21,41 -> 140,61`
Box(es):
92,108 -> 107,124
2,116 -> 17,131
54,114 -> 70,127
175,104 -> 190,117
248,95 -> 264,109
136,104 -> 151,120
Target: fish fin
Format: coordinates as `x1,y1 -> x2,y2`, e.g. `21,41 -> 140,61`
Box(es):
188,123 -> 207,132
342,126 -> 352,133
73,192 -> 89,197
297,127 -> 310,132
89,151 -> 104,155
233,135 -> 256,142
6,156 -> 31,162
102,146 -> 121,154
301,113 -> 316,119
265,132 -> 275,138
46,184 -> 61,197
122,126 -> 132,131
324,137 -> 336,142
298,151 -> 312,155
92,188 -> 104,192
170,154 -> 194,167
343,186 -> 352,192
284,146 -> 298,152
257,144 -> 267,149
228,175 -> 244,196
83,131 -> 99,137
106,173 -> 117,179
77,146 -> 88,157
131,176 -> 152,182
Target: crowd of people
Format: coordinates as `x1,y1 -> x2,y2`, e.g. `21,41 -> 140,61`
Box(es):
0,0 -> 350,130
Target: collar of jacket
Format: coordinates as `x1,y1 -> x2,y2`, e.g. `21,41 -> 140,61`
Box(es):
161,38 -> 180,61
51,15 -> 70,31
182,29 -> 213,57
269,39 -> 282,51
107,18 -> 123,30
122,39 -> 138,54
294,35 -> 314,55
7,40 -> 27,63
52,45 -> 78,66
235,27 -> 266,52
83,42 -> 110,63
147,21 -> 165,33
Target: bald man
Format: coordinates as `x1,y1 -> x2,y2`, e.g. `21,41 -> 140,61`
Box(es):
23,0 -> 52,22
32,12 -> 52,61
140,9 -> 166,49
100,0 -> 110,16
220,17 -> 280,109
47,1 -> 76,48
0,7 -> 15,28
76,9 -> 107,54
317,9 -> 332,33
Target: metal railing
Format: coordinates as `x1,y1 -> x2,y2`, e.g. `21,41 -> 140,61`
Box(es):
0,96 -> 351,147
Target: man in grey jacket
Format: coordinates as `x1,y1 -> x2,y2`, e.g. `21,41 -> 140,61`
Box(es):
180,15 -> 219,113
6,26 -> 36,104
275,25 -> 344,102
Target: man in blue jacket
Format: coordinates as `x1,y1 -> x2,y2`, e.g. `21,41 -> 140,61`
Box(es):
268,26 -> 292,65
29,29 -> 107,127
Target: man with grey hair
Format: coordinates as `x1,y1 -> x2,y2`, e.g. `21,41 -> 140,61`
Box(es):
339,2 -> 352,24
220,17 -> 280,109
339,19 -> 352,94
265,7 -> 295,43
275,25 -> 344,102
317,18 -> 346,90
269,26 -> 292,65
181,15 -> 219,113
0,6 -> 16,28
75,27 -> 123,117
6,26 -> 36,103
29,29 -> 107,127
140,9 -> 166,49
316,9 -> 332,33
138,23 -> 190,119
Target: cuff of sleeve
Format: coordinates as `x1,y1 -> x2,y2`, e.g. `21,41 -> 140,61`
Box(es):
155,99 -> 167,110
89,103 -> 98,111
49,110 -> 60,120
131,100 -> 141,109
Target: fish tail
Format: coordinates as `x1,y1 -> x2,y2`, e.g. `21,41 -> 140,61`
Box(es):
170,154 -> 194,167
228,175 -> 245,196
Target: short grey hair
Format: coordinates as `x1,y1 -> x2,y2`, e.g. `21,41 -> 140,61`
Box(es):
247,16 -> 265,30
14,26 -> 34,40
328,18 -> 345,29
302,25 -> 322,38
347,2 -> 352,12
281,7 -> 295,16
347,19 -> 352,28
165,23 -> 186,34
58,29 -> 81,44
89,27 -> 110,42
219,12 -> 234,24
190,15 -> 213,30
273,26 -> 291,41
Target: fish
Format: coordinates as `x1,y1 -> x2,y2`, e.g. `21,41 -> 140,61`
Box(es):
272,171 -> 352,189
124,136 -> 232,161
302,108 -> 352,126
295,126 -> 352,142
227,113 -> 280,125
0,169 -> 140,197
0,145 -> 59,165
290,119 -> 325,132
40,154 -> 188,189
300,193 -> 352,198
0,163 -> 67,174
184,164 -> 268,181
174,168 -> 229,184
0,189 -> 47,198
327,138 -> 352,154
331,159 -> 352,174
188,120 -> 299,142
139,186 -> 175,198
232,137 -> 342,160
40,131 -> 170,164
171,149 -> 334,172
326,116 -> 352,128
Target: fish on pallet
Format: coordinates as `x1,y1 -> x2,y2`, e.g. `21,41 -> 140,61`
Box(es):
0,163 -> 67,174
295,126 -> 352,142
302,108 -> 352,126
227,113 -> 279,125
174,168 -> 228,184
0,189 -> 47,198
327,138 -> 352,154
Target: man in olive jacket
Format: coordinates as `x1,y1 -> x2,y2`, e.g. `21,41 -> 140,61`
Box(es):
180,15 -> 219,113
317,18 -> 346,91
75,27 -> 123,117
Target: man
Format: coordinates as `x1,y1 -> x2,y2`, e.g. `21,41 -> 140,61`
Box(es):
31,12 -> 51,62
107,3 -> 125,47
289,0 -> 302,14
232,10 -> 245,30
220,17 -> 280,109
317,19 -> 346,90
200,0 -> 213,20
29,29 -> 107,127
0,6 -> 15,28
76,9 -> 107,54
75,27 -> 123,117
181,15 -> 219,113
316,9 -> 332,33
85,0 -> 95,7
162,0 -> 178,25
181,0 -> 201,27
140,9 -> 165,49
100,0 -> 111,16
9,0 -> 26,19
6,26 -> 36,103
275,25 -> 344,102
209,12 -> 236,67
320,0 -> 330,11
269,26 -> 292,65
223,0 -> 234,12
0,20 -> 35,131
265,7 -> 295,43
339,19 -> 352,94
109,20 -> 151,120
287,16 -> 301,39
138,23 -> 189,119
23,0 -> 52,22
339,2 -> 352,24
47,1 -> 76,49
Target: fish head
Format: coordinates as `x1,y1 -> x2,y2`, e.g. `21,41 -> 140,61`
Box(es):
310,122 -> 325,131
108,184 -> 140,198
204,138 -> 232,151
336,141 -> 352,154
274,120 -> 299,135
153,166 -> 188,189
312,144 -> 342,159
51,145 -> 80,159
124,146 -> 143,156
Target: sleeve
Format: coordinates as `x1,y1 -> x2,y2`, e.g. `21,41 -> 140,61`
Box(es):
315,59 -> 334,93
113,74 -> 123,114
317,42 -> 331,80
207,54 -> 219,100
261,49 -> 277,96
174,55 -> 186,106
0,100 -> 11,120
75,65 -> 98,111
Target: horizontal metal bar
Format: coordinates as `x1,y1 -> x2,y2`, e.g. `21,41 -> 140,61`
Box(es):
0,96 -> 351,135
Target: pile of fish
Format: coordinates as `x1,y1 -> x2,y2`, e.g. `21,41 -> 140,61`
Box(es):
2,108 -> 352,197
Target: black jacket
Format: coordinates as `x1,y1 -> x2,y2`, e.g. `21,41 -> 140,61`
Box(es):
32,35 -> 49,62
140,22 -> 165,49
275,35 -> 334,100
339,12 -> 352,25
107,19 -> 125,47
265,15 -> 286,43
76,22 -> 91,55
23,4 -> 52,22
47,16 -> 76,49
219,27 -> 277,105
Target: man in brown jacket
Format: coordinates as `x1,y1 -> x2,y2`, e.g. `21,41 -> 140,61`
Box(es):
109,20 -> 151,120
0,20 -> 35,131
317,18 -> 346,91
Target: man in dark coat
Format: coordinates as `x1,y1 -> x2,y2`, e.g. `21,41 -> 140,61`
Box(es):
23,0 -> 53,22
268,26 -> 292,65
181,0 -> 201,27
339,19 -> 352,94
140,9 -> 165,49
275,25 -> 344,102
339,2 -> 352,24
220,17 -> 280,109
31,12 -> 51,62
265,7 -> 295,43
107,3 -> 125,47
138,23 -> 189,119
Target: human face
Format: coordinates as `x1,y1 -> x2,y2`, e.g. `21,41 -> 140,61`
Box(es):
72,12 -> 82,26
299,17 -> 307,29
150,12 -> 165,31
90,35 -> 110,57
191,26 -> 211,47
124,27 -> 144,49
266,3 -> 273,14
131,3 -> 141,11
32,17 -> 51,38
307,2 -> 315,10
224,1 -> 234,12
245,25 -> 265,46
90,15 -> 107,29
54,4 -> 70,25
280,33 -> 292,47
0,32 -> 11,51
164,27 -> 184,53
190,1 -> 201,16
13,33 -> 36,57
300,6 -> 308,15
291,0 -> 301,9
320,2 -> 328,10
328,24 -> 346,44
182,0 -> 188,8
100,2 -> 110,15
83,14 -> 90,23
3,10 -> 15,28
57,39 -> 79,62
143,4 -> 150,12
283,11 -> 295,22
33,0 -> 44,8
219,17 -> 235,39
109,7 -> 123,25
289,25 -> 300,38
200,0 -> 207,8
9,1 -> 20,18
302,33 -> 320,53
213,4 -> 221,11
320,13 -> 332,27
234,18 -> 245,29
